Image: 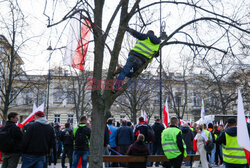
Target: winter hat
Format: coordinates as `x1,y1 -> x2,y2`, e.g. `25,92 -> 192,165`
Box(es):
34,111 -> 45,117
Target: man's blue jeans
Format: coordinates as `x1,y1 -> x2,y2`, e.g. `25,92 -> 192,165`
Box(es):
21,154 -> 46,168
115,55 -> 143,89
72,150 -> 89,168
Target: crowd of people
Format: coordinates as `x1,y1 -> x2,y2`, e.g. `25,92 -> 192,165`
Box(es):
0,111 -> 249,168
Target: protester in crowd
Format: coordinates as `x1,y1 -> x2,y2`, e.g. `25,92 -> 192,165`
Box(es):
72,116 -> 91,168
116,119 -> 133,155
217,118 -> 248,168
207,123 -> 216,166
127,121 -> 134,130
54,122 -> 63,159
192,123 -> 198,137
22,111 -> 56,168
151,118 -> 165,167
103,125 -> 111,167
134,116 -> 154,166
0,112 -> 23,168
60,123 -> 73,168
214,125 -> 222,165
193,125 -> 209,168
127,134 -> 150,168
161,116 -> 187,168
182,123 -> 194,166
107,119 -> 118,167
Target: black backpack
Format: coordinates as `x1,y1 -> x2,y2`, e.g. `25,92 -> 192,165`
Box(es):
205,140 -> 214,153
74,126 -> 88,147
0,126 -> 15,153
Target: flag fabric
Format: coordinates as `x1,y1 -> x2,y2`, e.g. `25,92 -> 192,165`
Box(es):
180,119 -> 185,126
189,118 -> 193,127
237,88 -> 250,164
107,124 -> 112,135
64,14 -> 91,71
143,111 -> 148,123
163,98 -> 170,128
201,99 -> 205,121
219,119 -> 224,126
18,103 -> 44,128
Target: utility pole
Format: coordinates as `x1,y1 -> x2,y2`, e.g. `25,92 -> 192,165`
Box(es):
159,0 -> 163,120
46,45 -> 53,120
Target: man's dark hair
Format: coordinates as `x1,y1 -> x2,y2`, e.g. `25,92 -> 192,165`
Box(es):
121,120 -> 127,125
208,123 -> 213,129
8,112 -> 18,120
139,116 -> 144,122
170,117 -> 178,125
203,124 -> 207,129
155,118 -> 161,122
127,121 -> 132,127
65,123 -> 70,128
147,30 -> 154,35
107,119 -> 113,125
227,117 -> 236,126
80,115 -> 87,122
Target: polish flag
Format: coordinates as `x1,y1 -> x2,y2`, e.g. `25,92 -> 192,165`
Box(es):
18,103 -> 44,128
189,118 -> 193,127
163,98 -> 170,128
107,124 -> 112,135
237,88 -> 250,164
180,119 -> 185,126
219,119 -> 224,126
143,111 -> 148,123
64,14 -> 91,71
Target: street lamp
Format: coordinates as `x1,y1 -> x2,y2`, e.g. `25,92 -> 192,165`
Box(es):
46,45 -> 53,120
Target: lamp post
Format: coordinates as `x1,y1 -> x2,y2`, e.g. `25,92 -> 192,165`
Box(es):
159,0 -> 163,120
46,45 -> 53,120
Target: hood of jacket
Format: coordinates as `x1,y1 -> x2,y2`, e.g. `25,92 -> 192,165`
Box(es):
182,126 -> 190,134
5,120 -> 17,128
225,127 -> 237,137
35,117 -> 49,125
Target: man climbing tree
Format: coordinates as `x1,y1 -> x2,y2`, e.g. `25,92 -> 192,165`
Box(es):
114,27 -> 160,90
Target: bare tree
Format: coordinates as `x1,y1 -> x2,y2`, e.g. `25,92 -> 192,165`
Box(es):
0,1 -> 31,122
44,1 -> 250,167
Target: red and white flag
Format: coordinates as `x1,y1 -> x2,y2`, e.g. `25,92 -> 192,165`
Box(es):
18,103 -> 44,128
143,110 -> 148,123
189,118 -> 193,127
237,88 -> 250,164
64,14 -> 91,71
219,119 -> 224,126
163,98 -> 170,128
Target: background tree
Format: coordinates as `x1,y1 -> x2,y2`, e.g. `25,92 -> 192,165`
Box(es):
0,1 -> 31,122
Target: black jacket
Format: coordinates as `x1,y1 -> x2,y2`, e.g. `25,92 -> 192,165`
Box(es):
22,118 -> 56,155
181,126 -> 194,150
104,125 -> 109,147
60,128 -> 73,146
73,124 -> 91,151
152,122 -> 165,145
116,124 -> 133,146
3,121 -> 23,153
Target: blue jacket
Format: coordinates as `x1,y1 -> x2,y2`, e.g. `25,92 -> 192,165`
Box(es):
116,125 -> 133,146
108,124 -> 117,148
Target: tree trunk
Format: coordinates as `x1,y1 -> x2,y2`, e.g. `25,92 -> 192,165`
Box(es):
89,99 -> 107,168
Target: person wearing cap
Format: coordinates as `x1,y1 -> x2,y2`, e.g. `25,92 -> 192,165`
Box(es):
21,111 -> 56,168
161,116 -> 187,168
217,118 -> 248,168
114,27 -> 160,90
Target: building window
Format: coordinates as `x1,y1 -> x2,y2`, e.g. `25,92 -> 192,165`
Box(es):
193,93 -> 200,107
67,114 -> 73,126
10,89 -> 17,105
175,92 -> 182,107
67,91 -> 74,104
54,90 -> 64,103
54,114 -> 60,123
25,90 -> 33,105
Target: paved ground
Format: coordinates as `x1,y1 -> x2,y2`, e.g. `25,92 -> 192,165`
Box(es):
0,163 -> 223,168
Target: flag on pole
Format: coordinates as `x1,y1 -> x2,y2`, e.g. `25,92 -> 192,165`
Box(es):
143,110 -> 148,123
64,14 -> 91,71
180,119 -> 185,126
163,98 -> 170,128
18,103 -> 44,128
189,118 -> 193,127
237,88 -> 250,164
201,99 -> 205,122
219,119 -> 224,126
